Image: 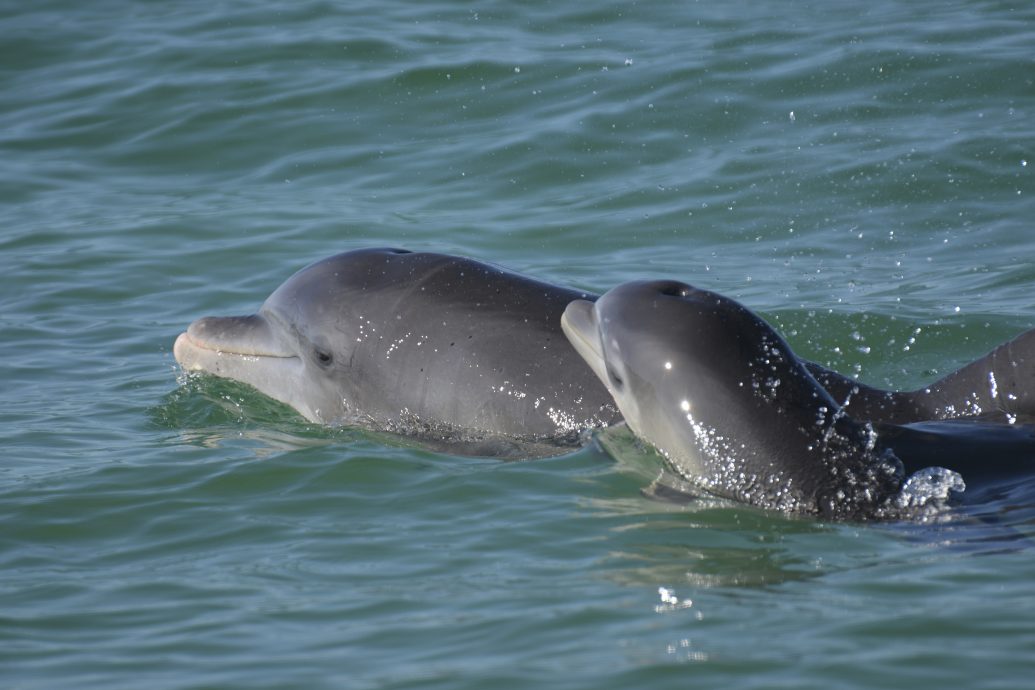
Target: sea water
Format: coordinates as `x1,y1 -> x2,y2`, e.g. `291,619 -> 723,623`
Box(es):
2,1 -> 1034,688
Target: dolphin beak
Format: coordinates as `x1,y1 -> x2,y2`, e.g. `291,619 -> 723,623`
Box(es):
176,315 -> 293,360
561,299 -> 610,389
174,314 -> 296,375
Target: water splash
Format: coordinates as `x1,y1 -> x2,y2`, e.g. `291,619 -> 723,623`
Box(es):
655,586 -> 694,613
895,466 -> 966,514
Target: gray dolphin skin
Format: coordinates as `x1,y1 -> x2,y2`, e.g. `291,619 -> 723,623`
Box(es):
562,280 -> 1035,519
174,247 -> 1035,476
562,280 -> 905,519
174,248 -> 622,448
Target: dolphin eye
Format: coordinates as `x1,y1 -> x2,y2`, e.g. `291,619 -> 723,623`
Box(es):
314,348 -> 333,366
606,363 -> 625,390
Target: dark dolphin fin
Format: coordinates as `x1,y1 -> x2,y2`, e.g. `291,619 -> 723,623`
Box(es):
804,363 -> 921,424
906,328 -> 1035,422
805,328 -> 1035,425
878,419 -> 1035,490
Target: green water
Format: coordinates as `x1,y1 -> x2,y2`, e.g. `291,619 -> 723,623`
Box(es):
3,1 -> 1034,688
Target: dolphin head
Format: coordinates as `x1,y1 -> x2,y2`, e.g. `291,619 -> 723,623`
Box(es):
174,249 -> 411,423
562,280 -> 774,467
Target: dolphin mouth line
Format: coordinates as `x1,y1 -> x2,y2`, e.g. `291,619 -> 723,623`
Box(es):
560,301 -> 602,356
174,331 -> 298,363
173,331 -> 300,380
560,315 -> 600,359
560,300 -> 610,388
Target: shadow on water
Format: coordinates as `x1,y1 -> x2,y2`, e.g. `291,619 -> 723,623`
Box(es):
576,427 -> 839,589
588,425 -> 1035,590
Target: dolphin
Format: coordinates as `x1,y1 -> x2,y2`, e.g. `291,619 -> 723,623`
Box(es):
561,280 -> 1035,519
174,248 -> 623,451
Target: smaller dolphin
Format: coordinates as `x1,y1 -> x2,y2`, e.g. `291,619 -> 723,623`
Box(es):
562,280 -> 1035,519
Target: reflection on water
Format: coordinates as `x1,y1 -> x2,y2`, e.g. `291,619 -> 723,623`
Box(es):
591,423 -> 1035,589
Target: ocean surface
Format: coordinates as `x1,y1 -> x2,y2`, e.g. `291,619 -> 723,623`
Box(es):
3,1 -> 1034,688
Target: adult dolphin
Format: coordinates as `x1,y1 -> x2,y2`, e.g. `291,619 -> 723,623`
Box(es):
562,280 -> 1035,519
174,248 -> 623,451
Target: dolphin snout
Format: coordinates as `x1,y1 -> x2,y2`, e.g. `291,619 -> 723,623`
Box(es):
181,314 -> 292,358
